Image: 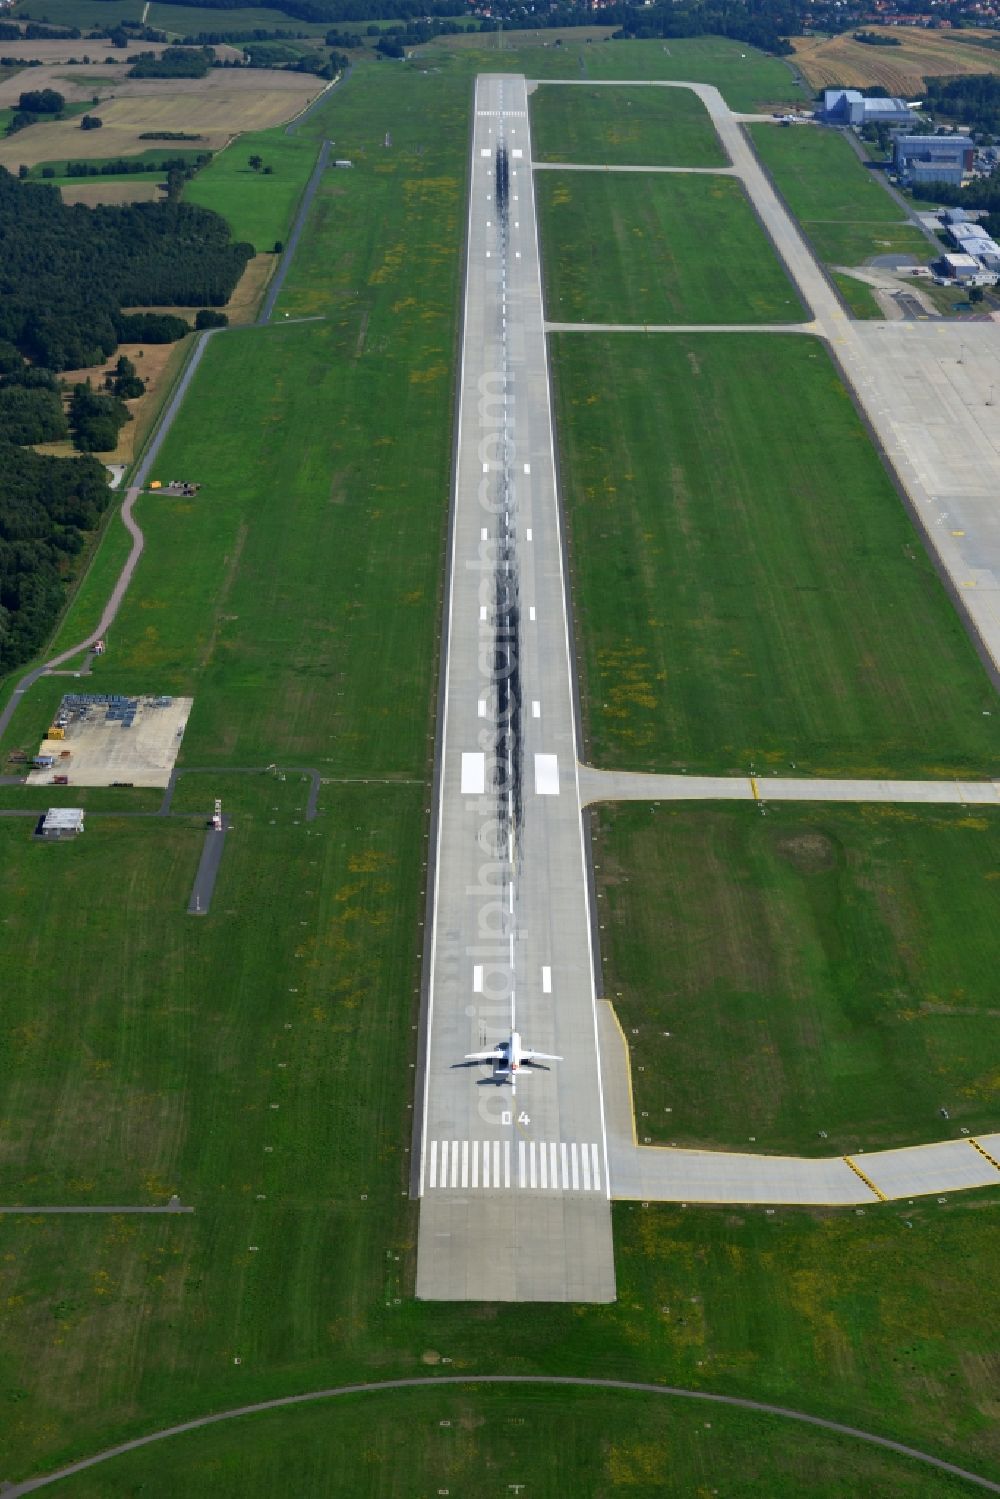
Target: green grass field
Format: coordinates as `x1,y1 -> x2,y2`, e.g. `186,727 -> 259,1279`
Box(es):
750,124 -> 931,268
595,801 -> 1000,1153
551,331 -> 998,775
147,2 -> 333,35
537,173 -> 804,325
529,83 -> 727,167
11,0 -> 329,33
10,0 -> 143,26
183,130 -> 320,250
3,1187 -> 1000,1485
37,1386 -> 987,1497
833,270 -> 885,318
425,34 -> 805,113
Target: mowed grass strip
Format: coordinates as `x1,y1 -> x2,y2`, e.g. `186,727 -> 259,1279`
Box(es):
4,1188 -> 1000,1484
66,67 -> 465,774
0,775 -> 423,1203
183,129 -> 322,252
529,84 -> 727,167
552,332 -> 998,775
750,124 -> 930,268
537,172 -> 804,325
596,801 -> 1000,1154
36,1386 -> 982,1498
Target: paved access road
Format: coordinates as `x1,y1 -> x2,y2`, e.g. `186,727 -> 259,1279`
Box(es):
414,74 -> 615,1303
579,767 -> 1000,805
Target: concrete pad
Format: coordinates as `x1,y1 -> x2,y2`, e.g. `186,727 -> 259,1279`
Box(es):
27,694 -> 192,788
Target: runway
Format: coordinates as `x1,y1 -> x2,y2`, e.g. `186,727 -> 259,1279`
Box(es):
414,75 -> 614,1303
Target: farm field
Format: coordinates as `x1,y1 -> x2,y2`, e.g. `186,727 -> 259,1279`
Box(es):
0,70 -> 322,168
35,1386 -> 987,1498
58,177 -> 163,204
536,172 -> 804,325
792,25 -> 1000,97
147,2 -> 333,36
595,801 -> 1000,1154
551,331 -> 998,776
529,81 -> 727,167
750,122 -> 930,268
183,127 -> 321,251
425,33 -> 805,113
10,0 -> 326,29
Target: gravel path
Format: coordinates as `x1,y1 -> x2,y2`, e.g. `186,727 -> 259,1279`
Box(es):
3,1375 -> 997,1496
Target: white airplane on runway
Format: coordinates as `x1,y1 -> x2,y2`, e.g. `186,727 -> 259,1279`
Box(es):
464,1030 -> 561,1081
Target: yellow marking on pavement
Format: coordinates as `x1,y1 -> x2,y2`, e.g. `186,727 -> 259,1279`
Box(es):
969,1138 -> 1000,1174
951,530 -> 965,537
843,1156 -> 886,1201
750,776 -> 760,801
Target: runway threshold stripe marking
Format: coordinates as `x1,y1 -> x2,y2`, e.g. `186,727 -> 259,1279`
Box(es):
425,1142 -> 602,1191
532,700 -> 540,717
542,965 -> 552,993
529,607 -> 536,621
473,965 -> 483,992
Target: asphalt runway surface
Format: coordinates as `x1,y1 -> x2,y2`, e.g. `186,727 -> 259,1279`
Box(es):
414,74 -> 614,1303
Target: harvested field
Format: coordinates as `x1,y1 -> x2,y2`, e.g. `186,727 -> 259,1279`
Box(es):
792,26 -> 1000,96
58,177 -> 164,205
0,70 -> 322,167
0,38 -> 242,63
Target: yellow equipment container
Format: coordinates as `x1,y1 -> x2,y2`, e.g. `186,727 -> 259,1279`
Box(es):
47,726 -> 65,740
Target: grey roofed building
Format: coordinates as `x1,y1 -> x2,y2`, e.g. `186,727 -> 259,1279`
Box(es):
821,88 -> 920,127
893,132 -> 973,189
39,808 -> 85,837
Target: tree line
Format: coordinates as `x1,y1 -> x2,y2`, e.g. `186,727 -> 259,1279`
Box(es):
0,167 -> 251,371
0,441 -> 113,673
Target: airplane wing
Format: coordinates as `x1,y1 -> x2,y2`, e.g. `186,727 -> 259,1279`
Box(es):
522,1050 -> 562,1063
465,1047 -> 506,1062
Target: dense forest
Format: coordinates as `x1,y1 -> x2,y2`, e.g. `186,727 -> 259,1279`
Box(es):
0,443 -> 112,673
923,74 -> 1000,135
0,167 -> 251,369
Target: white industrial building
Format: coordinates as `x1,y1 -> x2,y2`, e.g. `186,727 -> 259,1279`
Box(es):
38,808 -> 85,838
